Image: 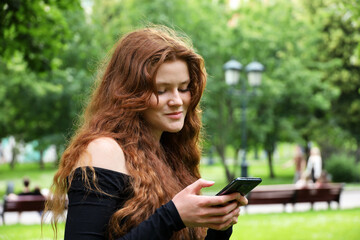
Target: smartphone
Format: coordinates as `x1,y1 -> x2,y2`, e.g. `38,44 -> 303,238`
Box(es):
216,177 -> 262,196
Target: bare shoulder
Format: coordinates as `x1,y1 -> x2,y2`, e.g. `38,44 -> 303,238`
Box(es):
76,137 -> 129,175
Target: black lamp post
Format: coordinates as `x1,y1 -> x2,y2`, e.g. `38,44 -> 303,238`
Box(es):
223,59 -> 264,177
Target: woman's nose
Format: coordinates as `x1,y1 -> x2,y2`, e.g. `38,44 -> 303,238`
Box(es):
168,90 -> 183,106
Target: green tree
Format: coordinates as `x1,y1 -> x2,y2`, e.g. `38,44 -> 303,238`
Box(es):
0,0 -> 92,168
226,0 -> 337,178
0,0 -> 80,72
303,0 -> 360,163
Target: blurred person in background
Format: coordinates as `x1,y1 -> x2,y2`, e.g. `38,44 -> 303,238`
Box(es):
282,145 -> 306,183
315,170 -> 331,188
306,147 -> 322,183
293,145 -> 306,183
295,171 -> 313,189
18,177 -> 30,195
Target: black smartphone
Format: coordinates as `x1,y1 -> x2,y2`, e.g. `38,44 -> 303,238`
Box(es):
216,177 -> 262,196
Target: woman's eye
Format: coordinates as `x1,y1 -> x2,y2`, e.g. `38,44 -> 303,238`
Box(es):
179,87 -> 190,93
157,89 -> 166,94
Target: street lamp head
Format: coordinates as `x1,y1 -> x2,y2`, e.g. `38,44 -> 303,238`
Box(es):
245,61 -> 265,87
223,59 -> 242,86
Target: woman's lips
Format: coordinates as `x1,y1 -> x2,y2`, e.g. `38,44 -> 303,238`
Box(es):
166,111 -> 182,119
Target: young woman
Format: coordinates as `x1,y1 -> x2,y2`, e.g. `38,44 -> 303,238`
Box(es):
46,26 -> 247,240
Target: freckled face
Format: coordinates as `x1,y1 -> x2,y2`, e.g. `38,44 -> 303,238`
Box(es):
143,60 -> 191,140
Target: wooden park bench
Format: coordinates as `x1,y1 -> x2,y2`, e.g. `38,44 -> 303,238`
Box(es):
294,183 -> 344,209
1,194 -> 46,225
246,183 -> 344,212
246,186 -> 295,212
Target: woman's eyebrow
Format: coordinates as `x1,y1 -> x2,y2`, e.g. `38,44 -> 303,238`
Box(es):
156,79 -> 190,86
181,79 -> 191,84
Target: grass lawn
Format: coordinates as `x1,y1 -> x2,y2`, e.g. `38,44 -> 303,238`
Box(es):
0,222 -> 65,240
231,208 -> 360,240
0,209 -> 359,240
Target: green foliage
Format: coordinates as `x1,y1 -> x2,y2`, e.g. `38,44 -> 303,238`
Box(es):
0,0 -> 81,72
1,0 -> 360,174
303,0 -> 360,154
215,0 -> 339,178
0,0 -> 95,163
325,154 -> 359,182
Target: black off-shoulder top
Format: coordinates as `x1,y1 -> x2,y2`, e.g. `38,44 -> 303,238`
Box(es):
64,167 -> 232,240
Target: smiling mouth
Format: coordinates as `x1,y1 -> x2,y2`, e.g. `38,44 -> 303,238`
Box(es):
166,112 -> 183,119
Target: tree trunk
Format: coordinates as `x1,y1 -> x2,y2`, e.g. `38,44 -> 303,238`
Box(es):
10,146 -> 17,169
254,145 -> 259,160
356,139 -> 360,164
266,149 -> 275,178
216,145 -> 234,182
55,145 -> 61,167
232,148 -> 240,177
39,150 -> 44,169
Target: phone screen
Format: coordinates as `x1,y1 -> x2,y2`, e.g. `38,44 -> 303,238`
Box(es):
216,177 -> 262,196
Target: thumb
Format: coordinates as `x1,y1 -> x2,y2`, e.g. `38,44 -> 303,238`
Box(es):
189,179 -> 215,195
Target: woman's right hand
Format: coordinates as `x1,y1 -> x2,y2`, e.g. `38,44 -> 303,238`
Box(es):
172,179 -> 248,231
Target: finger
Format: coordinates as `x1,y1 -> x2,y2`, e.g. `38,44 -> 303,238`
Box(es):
205,214 -> 233,225
227,209 -> 240,228
206,201 -> 239,216
232,208 -> 240,222
229,216 -> 239,227
233,207 -> 241,219
194,194 -> 238,208
205,206 -> 240,224
207,208 -> 241,231
188,179 -> 215,195
220,192 -> 242,204
237,195 -> 248,205
203,192 -> 241,207
218,208 -> 240,230
207,217 -> 234,231
238,195 -> 248,206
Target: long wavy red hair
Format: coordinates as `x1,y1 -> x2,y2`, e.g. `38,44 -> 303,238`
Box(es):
46,26 -> 207,239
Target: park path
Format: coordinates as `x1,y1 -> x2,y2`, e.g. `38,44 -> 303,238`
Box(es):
1,188 -> 360,225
